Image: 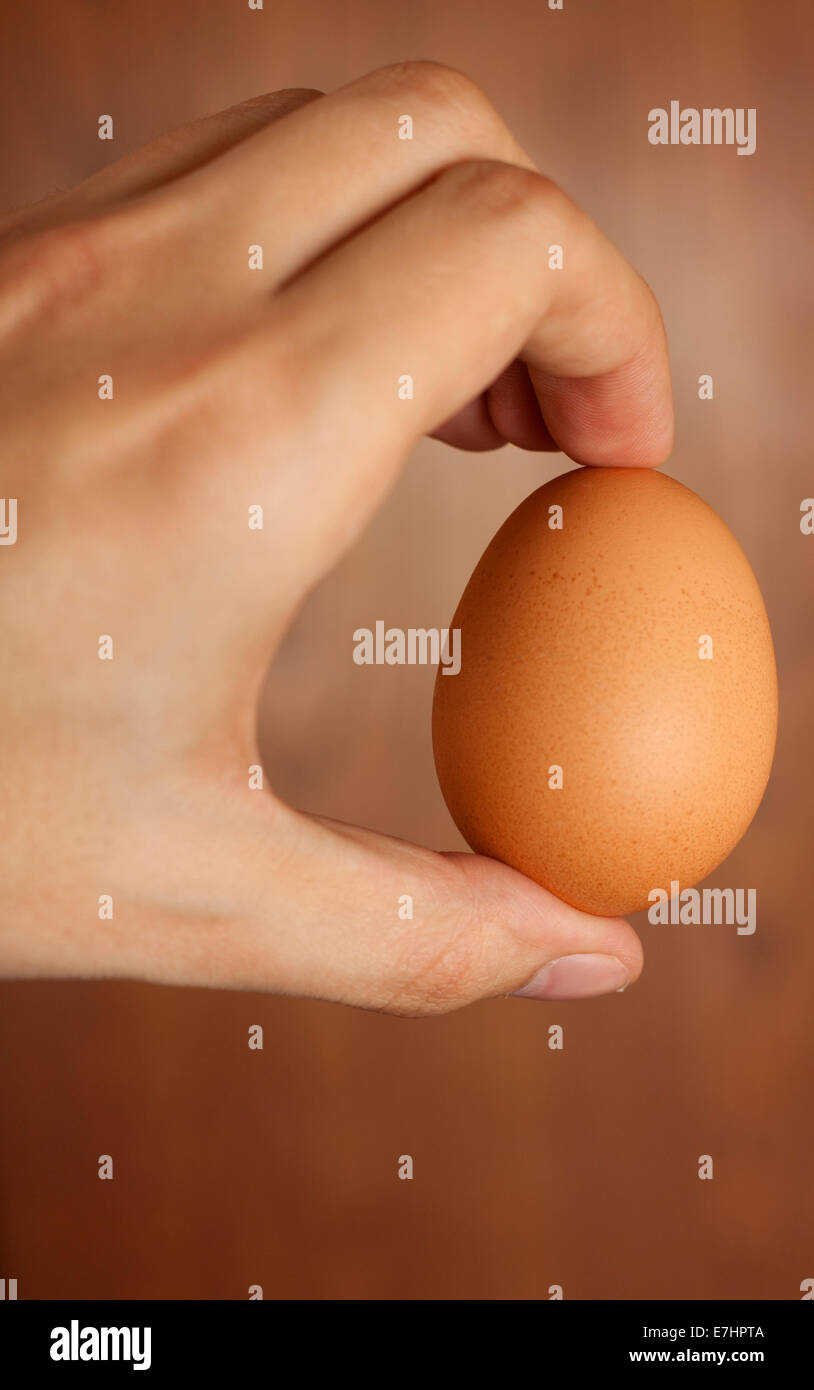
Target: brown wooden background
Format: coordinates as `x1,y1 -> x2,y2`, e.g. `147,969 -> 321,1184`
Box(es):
1,0 -> 812,1299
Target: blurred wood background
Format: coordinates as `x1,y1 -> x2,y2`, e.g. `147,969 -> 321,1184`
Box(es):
1,0 -> 812,1298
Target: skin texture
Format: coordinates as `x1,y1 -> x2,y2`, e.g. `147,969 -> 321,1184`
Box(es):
0,63 -> 673,1014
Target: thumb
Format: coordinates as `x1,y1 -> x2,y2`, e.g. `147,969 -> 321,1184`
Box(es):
225,805 -> 643,1015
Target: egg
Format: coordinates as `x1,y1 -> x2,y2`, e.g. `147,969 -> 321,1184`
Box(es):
432,466 -> 778,916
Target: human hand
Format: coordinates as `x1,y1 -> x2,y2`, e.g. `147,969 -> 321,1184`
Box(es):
0,63 -> 672,1012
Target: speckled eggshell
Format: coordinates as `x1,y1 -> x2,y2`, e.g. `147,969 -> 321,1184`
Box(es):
432,466 -> 778,916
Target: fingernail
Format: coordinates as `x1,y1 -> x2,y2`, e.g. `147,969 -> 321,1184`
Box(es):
513,953 -> 630,1001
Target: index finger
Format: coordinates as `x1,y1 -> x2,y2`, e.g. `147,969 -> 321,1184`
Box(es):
260,156 -> 672,568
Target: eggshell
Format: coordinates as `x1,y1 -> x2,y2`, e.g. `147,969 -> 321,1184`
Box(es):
432,467 -> 778,916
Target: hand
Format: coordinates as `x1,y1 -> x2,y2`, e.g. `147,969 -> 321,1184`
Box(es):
0,62 -> 672,1013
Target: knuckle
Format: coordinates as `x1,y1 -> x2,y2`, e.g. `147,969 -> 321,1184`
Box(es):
161,313 -> 305,471
383,875 -> 492,1018
385,943 -> 477,1017
373,58 -> 474,99
0,214 -> 120,325
437,159 -> 563,220
367,59 -> 500,135
250,311 -> 313,425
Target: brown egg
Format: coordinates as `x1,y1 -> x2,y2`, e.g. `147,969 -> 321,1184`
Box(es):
432,467 -> 778,916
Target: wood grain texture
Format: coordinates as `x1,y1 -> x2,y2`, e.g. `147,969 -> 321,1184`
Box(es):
0,0 -> 812,1298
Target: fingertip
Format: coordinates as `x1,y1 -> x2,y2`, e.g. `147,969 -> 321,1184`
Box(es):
529,337 -> 675,469
447,850 -> 644,1001
430,393 -> 507,451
